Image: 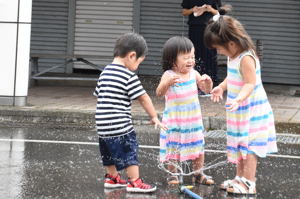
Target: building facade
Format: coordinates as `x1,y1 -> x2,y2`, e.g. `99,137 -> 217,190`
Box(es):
30,0 -> 300,85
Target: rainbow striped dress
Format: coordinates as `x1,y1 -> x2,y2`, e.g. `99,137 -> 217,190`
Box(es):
226,50 -> 277,163
159,69 -> 204,162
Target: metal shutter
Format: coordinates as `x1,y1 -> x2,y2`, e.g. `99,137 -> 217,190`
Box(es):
224,0 -> 300,85
30,0 -> 69,73
138,0 -> 188,75
73,0 -> 134,69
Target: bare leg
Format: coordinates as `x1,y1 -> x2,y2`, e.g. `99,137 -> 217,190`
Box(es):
167,160 -> 178,173
236,160 -> 244,177
242,154 -> 257,181
192,154 -> 214,185
192,154 -> 204,175
167,160 -> 180,184
236,154 -> 257,181
106,165 -> 118,177
126,165 -> 139,181
227,154 -> 257,193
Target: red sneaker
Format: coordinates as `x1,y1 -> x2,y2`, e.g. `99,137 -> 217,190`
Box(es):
126,178 -> 157,193
104,173 -> 127,188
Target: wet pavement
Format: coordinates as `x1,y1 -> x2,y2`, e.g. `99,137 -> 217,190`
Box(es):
0,124 -> 299,199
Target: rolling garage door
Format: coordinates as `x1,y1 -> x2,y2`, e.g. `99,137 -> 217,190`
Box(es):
225,0 -> 300,84
138,0 -> 187,75
73,0 -> 134,69
30,0 -> 69,73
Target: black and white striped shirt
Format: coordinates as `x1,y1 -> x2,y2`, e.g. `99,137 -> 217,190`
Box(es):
94,64 -> 146,137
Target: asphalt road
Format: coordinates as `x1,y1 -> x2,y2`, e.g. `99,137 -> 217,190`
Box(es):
0,124 -> 299,199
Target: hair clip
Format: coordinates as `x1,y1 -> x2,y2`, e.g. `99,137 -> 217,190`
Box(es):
213,13 -> 220,22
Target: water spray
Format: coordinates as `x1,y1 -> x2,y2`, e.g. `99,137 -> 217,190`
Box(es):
158,162 -> 204,199
139,139 -> 228,198
157,154 -> 227,199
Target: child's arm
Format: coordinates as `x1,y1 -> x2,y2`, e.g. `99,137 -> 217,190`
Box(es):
137,93 -> 167,130
218,78 -> 228,91
210,77 -> 227,103
156,72 -> 181,97
226,56 -> 256,111
195,72 -> 213,94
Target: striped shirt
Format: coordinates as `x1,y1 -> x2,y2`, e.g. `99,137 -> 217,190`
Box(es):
94,64 -> 146,137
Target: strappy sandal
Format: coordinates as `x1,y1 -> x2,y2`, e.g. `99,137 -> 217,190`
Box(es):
219,176 -> 241,190
227,177 -> 256,196
167,176 -> 180,185
193,174 -> 215,185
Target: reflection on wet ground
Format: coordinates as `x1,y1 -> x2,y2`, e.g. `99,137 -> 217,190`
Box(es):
0,125 -> 299,198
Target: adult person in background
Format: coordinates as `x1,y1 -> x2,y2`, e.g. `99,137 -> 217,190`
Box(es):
181,0 -> 230,87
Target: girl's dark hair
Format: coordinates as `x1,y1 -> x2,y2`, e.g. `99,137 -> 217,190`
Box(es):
204,15 -> 256,55
113,33 -> 148,58
161,36 -> 194,71
218,4 -> 232,15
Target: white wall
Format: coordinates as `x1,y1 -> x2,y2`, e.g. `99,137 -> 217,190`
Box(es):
0,0 -> 32,106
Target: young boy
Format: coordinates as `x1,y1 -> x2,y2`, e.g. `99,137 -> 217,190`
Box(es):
93,33 -> 166,193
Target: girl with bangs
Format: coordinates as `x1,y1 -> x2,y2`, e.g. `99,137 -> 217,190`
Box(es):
156,36 -> 214,185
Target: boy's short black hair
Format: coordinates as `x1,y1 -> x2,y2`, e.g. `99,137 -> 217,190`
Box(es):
113,33 -> 148,58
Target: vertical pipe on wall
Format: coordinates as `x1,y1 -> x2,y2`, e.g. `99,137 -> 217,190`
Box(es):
66,0 -> 76,74
13,0 -> 20,106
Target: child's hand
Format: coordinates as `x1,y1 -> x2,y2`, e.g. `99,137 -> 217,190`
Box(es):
198,74 -> 213,93
167,74 -> 182,87
156,72 -> 182,97
210,86 -> 224,102
225,99 -> 240,112
150,117 -> 168,131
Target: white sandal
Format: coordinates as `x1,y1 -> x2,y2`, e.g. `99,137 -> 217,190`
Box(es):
227,177 -> 256,195
219,176 -> 241,190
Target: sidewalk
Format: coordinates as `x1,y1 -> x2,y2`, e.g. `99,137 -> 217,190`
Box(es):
0,79 -> 299,134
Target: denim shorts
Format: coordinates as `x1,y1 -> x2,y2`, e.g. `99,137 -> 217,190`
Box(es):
99,131 -> 139,171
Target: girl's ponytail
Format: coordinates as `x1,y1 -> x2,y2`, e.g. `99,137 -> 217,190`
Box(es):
204,15 -> 256,55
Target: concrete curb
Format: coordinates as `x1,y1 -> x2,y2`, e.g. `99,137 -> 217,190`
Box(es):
0,107 -> 299,134
0,107 -> 219,129
0,107 -> 95,127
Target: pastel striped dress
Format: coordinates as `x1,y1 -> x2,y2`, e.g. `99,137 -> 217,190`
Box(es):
159,69 -> 205,162
226,50 -> 278,164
